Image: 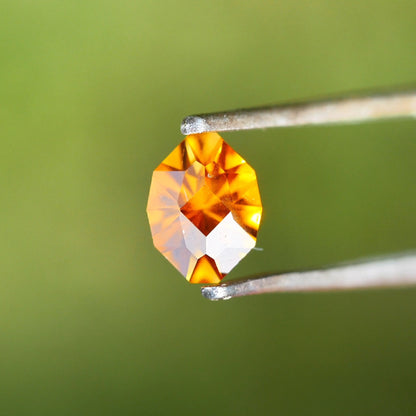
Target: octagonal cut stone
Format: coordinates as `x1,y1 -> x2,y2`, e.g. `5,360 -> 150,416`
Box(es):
146,132 -> 262,284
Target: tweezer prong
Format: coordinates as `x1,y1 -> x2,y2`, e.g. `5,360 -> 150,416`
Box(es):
181,89 -> 416,135
201,255 -> 416,301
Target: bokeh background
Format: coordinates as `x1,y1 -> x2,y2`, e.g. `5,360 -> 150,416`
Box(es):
1,1 -> 416,415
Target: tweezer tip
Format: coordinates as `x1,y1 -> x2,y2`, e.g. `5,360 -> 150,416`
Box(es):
201,285 -> 231,301
181,115 -> 209,135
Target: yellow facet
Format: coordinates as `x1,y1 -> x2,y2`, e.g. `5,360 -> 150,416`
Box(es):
189,255 -> 223,284
147,132 -> 262,284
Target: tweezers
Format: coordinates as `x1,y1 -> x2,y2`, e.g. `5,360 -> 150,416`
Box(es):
180,88 -> 416,300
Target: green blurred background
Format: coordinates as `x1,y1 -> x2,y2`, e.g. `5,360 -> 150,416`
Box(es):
1,1 -> 416,414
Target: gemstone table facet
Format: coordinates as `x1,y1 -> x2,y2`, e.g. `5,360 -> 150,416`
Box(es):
146,132 -> 262,284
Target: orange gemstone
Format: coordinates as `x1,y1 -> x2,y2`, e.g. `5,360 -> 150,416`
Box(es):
146,132 -> 262,284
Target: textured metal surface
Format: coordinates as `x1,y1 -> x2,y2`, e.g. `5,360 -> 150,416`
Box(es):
181,90 -> 416,135
201,255 -> 416,300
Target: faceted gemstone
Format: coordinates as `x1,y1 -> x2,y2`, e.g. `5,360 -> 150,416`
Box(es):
146,132 -> 262,284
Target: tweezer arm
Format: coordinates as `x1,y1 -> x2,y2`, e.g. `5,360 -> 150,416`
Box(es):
201,255 -> 416,301
181,90 -> 416,135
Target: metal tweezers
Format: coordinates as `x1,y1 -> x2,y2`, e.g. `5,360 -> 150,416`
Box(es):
180,88 -> 416,300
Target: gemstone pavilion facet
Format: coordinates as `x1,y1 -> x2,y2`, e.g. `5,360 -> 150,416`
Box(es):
146,132 -> 262,284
